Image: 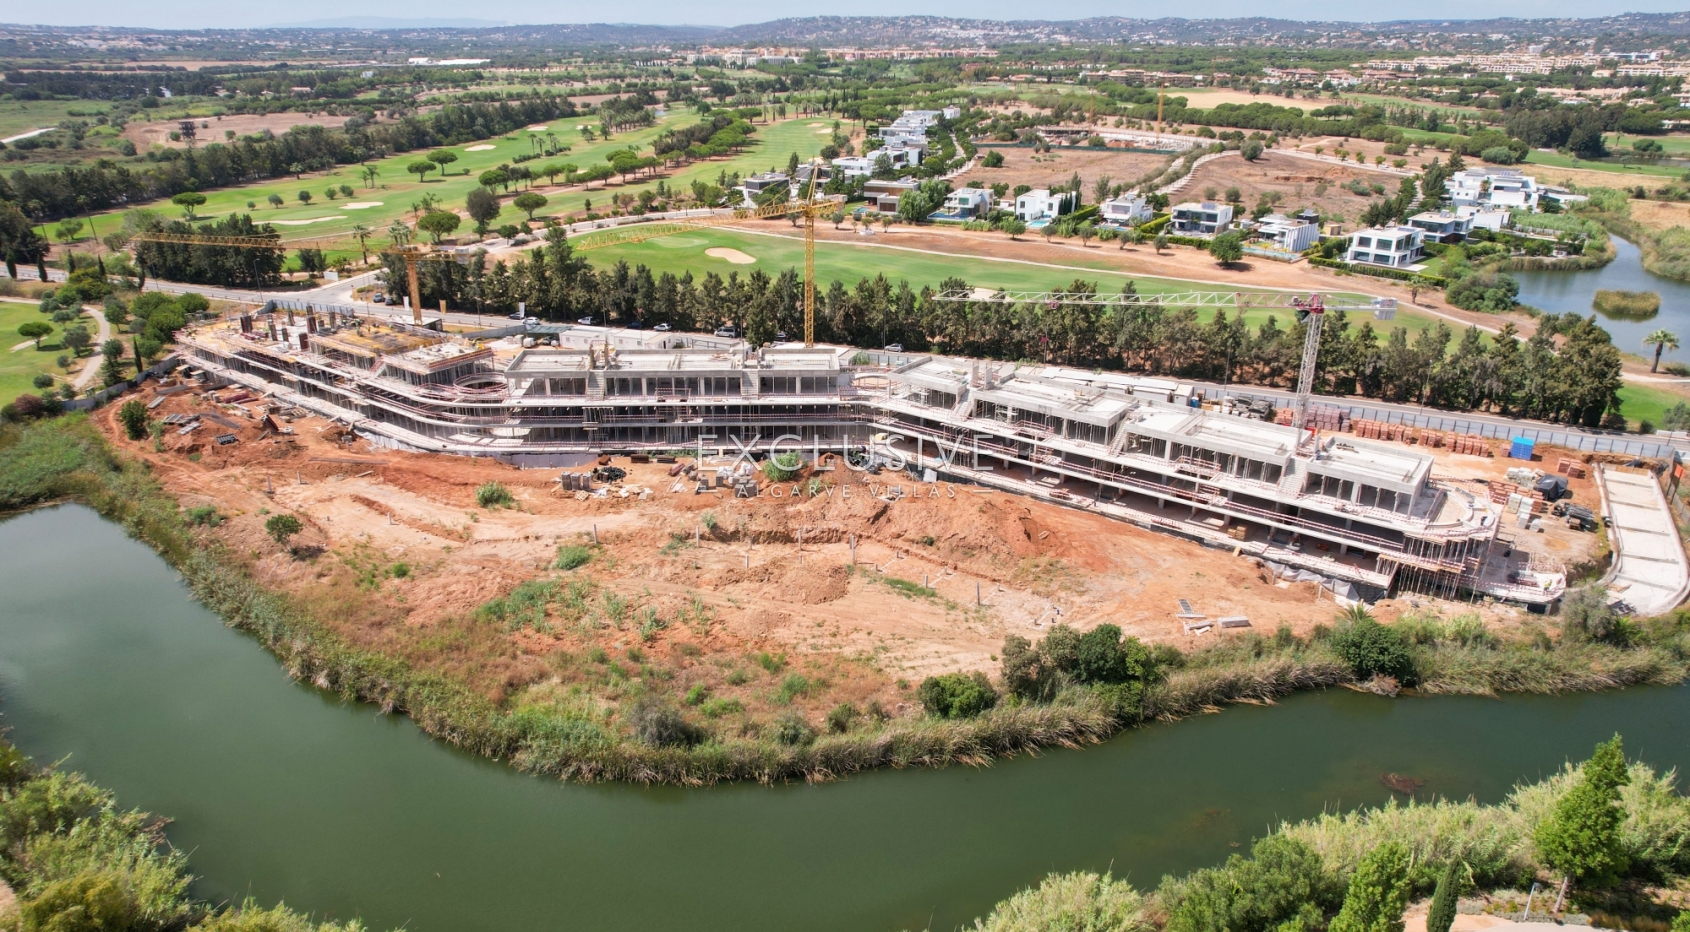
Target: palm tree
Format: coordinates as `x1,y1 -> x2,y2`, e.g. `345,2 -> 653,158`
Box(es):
387,220 -> 412,248
363,165 -> 380,189
350,224 -> 373,264
1646,329 -> 1680,373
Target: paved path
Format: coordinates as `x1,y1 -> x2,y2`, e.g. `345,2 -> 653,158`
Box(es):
70,306 -> 113,391
1595,465 -> 1689,615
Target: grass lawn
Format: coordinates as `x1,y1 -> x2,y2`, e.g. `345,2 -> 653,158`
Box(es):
0,100 -> 113,140
1617,381 -> 1689,427
1524,149 -> 1683,178
75,115 -> 829,253
577,225 -> 1449,338
0,299 -> 72,406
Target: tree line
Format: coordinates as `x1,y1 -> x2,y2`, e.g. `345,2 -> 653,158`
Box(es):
2,96 -> 580,221
385,231 -> 1625,428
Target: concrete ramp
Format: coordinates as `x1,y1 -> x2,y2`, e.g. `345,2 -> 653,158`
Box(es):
1596,466 -> 1689,616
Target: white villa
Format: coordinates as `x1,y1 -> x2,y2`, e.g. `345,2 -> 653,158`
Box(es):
1345,226 -> 1425,268
1100,194 -> 1154,226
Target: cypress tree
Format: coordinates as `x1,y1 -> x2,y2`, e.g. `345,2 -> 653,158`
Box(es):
1426,861 -> 1462,932
1535,734 -> 1630,897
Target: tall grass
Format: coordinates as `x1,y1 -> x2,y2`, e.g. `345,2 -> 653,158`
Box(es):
973,757 -> 1690,930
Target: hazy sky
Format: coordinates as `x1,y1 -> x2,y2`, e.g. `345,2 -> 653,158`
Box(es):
19,0 -> 1690,31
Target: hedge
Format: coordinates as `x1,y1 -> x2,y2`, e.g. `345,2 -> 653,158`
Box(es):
1308,256 -> 1449,288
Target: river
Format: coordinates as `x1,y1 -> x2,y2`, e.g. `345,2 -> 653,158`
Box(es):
2,503 -> 1688,932
1514,236 -> 1690,366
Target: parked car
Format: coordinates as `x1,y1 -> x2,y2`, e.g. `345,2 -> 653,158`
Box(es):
653,323 -> 672,332
578,316 -> 595,325
884,343 -> 904,353
370,293 -> 386,305
626,320 -> 642,329
507,311 -> 526,320
775,331 -> 789,342
714,325 -> 741,338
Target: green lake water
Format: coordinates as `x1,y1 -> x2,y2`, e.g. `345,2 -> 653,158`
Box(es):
2,504 -> 1688,931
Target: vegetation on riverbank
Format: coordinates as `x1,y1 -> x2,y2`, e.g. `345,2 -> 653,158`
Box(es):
1593,289 -> 1663,320
2,416 -> 1689,786
1576,187 -> 1690,283
966,736 -> 1690,932
0,733 -> 382,931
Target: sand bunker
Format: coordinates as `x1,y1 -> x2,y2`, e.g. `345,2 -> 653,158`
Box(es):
269,217 -> 341,226
465,144 -> 497,151
527,124 -> 550,131
705,247 -> 756,264
808,122 -> 826,127
340,202 -> 383,210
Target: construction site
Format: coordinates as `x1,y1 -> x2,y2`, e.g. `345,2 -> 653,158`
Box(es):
161,294 -> 1645,614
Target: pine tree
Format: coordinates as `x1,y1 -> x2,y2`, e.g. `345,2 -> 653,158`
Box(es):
1426,861 -> 1463,932
1535,734 -> 1631,896
1328,842 -> 1411,932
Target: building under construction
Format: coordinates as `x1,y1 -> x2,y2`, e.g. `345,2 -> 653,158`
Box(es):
179,309 -> 1556,607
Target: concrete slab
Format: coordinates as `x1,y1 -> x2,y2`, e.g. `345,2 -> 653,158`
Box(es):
1596,467 -> 1688,616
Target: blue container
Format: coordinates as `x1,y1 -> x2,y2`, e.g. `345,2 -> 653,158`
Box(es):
1509,437 -> 1535,460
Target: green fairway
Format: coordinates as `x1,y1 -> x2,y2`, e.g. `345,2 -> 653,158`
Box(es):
1523,148 -> 1684,177
576,226 -> 1448,337
1617,381 -> 1690,427
80,116 -> 828,249
0,299 -> 71,405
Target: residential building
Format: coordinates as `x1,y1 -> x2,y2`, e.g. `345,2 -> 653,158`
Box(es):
864,179 -> 918,212
1456,205 -> 1511,233
1169,202 -> 1234,236
1014,189 -> 1073,223
831,156 -> 875,179
1345,226 -> 1425,268
1251,214 -> 1319,253
1445,168 -> 1540,212
1099,194 -> 1153,226
1406,210 -> 1472,243
935,188 -> 993,219
742,172 -> 789,196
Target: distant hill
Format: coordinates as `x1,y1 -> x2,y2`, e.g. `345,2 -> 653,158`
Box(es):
267,17 -> 511,29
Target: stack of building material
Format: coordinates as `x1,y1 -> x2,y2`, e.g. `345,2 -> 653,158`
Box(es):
1447,434 -> 1493,456
1418,430 -> 1445,447
1556,457 -> 1587,479
1305,406 -> 1349,432
1352,419 -> 1414,442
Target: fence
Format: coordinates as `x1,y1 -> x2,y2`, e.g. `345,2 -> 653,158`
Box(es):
1199,385 -> 1682,459
63,356 -> 182,412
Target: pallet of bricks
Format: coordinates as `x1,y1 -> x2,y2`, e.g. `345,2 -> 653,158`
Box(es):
1306,406 -> 1349,433
1351,418 -> 1414,443
1446,432 -> 1492,457
1487,480 -> 1547,517
1555,456 -> 1587,479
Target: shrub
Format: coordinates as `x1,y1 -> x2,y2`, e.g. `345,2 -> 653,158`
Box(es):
31,373 -> 53,389
700,697 -> 743,718
775,673 -> 812,704
770,711 -> 816,746
1329,614 -> 1416,684
1001,634 -> 1054,700
554,544 -> 593,570
264,513 -> 302,547
117,399 -> 149,440
185,505 -> 223,527
476,481 -> 514,508
1478,146 -> 1518,165
825,702 -> 858,733
1074,624 -> 1155,685
1327,842 -> 1411,932
982,150 -> 1004,168
1445,271 -> 1519,313
623,695 -> 698,748
1162,834 -> 1341,932
762,451 -> 801,481
918,671 -> 999,719
973,871 -> 1150,932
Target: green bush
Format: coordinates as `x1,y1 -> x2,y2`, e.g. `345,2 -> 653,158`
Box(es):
770,712 -> 816,746
1445,271 -> 1520,313
476,481 -> 515,508
1329,615 -> 1416,684
622,695 -> 699,748
1162,834 -> 1342,932
554,545 -> 593,570
918,671 -> 999,719
972,871 -> 1150,932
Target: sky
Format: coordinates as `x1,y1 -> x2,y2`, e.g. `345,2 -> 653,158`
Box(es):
15,0 -> 1690,31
